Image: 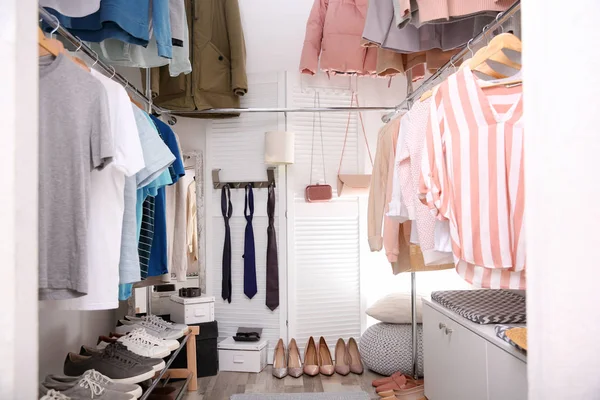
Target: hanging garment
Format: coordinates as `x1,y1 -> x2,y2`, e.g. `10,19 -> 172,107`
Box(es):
367,119 -> 412,274
266,183 -> 279,311
119,106 -> 173,286
367,118 -> 401,252
56,69 -> 144,310
169,0 -> 186,46
92,0 -> 192,75
38,54 -> 113,300
392,98 -> 454,266
412,0 -> 514,25
47,0 -> 172,58
243,185 -> 258,299
139,197 -> 156,279
147,0 -> 248,113
393,0 -> 500,29
221,185 -> 233,303
300,0 -> 377,76
186,180 -> 199,276
362,0 -> 494,54
166,171 -> 195,282
147,115 -> 186,278
420,66 -> 525,289
40,0 -> 100,17
119,108 -> 174,301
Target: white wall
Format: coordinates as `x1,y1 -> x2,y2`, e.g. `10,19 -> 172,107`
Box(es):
1,0 -> 39,397
239,0 -> 314,74
38,310 -> 117,379
524,1 -> 600,398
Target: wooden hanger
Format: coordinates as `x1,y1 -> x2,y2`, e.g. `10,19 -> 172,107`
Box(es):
478,69 -> 522,89
38,27 -> 62,56
419,33 -> 522,101
129,95 -> 145,110
467,33 -> 521,73
39,27 -> 90,71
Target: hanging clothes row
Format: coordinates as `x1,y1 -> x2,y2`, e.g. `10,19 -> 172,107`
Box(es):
41,0 -> 249,115
368,29 -> 525,290
299,0 -> 519,79
38,35 -> 200,309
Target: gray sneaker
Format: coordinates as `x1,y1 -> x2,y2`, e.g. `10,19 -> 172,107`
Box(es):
80,343 -> 165,372
64,347 -> 154,384
45,370 -> 142,399
39,375 -> 134,399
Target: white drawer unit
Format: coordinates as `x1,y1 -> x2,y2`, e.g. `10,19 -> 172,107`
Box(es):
169,295 -> 215,324
218,337 -> 268,373
423,299 -> 527,400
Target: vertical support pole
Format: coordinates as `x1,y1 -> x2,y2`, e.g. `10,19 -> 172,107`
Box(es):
145,68 -> 153,316
404,68 -> 418,380
411,272 -> 418,379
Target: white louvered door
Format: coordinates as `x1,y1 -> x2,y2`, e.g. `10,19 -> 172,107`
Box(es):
206,72 -> 287,360
286,76 -> 364,356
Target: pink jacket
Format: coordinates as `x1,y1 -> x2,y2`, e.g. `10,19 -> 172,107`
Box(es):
300,0 -> 377,75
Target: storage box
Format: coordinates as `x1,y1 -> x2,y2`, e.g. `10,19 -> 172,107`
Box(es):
168,321 -> 219,378
218,337 -> 268,373
169,295 -> 215,324
151,291 -> 177,316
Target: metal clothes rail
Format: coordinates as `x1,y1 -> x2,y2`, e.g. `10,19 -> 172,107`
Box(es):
381,0 -> 522,123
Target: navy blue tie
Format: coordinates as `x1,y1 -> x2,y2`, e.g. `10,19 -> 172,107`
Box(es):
243,184 -> 258,299
221,185 -> 233,303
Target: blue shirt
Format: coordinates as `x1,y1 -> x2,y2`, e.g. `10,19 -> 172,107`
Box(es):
47,0 -> 172,58
147,115 -> 185,277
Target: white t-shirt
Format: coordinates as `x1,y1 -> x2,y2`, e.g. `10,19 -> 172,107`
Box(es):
65,69 -> 145,310
39,0 -> 100,17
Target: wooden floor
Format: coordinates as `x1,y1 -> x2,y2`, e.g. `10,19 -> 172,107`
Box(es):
181,366 -> 384,400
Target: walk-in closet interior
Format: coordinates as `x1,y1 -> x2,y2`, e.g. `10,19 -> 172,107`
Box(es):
3,0 -> 600,399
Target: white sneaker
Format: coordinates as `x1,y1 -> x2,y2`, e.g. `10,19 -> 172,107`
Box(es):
125,315 -> 188,335
112,327 -> 179,352
117,331 -> 171,358
117,319 -> 183,340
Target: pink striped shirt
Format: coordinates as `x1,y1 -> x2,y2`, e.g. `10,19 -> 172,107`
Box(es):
419,67 -> 526,289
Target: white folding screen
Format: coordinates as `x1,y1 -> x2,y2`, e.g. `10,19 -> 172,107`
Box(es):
286,76 -> 364,355
205,72 -> 287,359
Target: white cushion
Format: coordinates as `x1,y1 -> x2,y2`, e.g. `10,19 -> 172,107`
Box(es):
366,293 -> 423,324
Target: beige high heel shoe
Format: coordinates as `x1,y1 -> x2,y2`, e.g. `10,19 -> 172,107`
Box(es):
288,338 -> 303,378
348,337 -> 364,374
334,338 -> 351,376
272,338 -> 288,379
318,337 -> 334,376
303,336 -> 319,377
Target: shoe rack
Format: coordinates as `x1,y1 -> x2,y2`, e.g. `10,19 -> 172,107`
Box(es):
139,326 -> 200,400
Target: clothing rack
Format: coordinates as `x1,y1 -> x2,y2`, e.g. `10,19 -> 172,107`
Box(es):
381,0 -> 522,123
39,6 -> 396,120
395,0 -> 521,381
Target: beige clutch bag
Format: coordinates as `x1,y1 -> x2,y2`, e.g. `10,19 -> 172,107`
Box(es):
337,93 -> 374,198
337,174 -> 372,197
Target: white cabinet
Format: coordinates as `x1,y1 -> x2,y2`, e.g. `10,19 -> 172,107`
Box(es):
423,299 -> 527,400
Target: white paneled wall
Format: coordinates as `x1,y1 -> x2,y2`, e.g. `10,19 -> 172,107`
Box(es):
205,72 -> 286,359
286,77 -> 364,354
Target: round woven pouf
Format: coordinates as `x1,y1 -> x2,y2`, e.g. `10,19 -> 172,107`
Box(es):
359,322 -> 424,377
